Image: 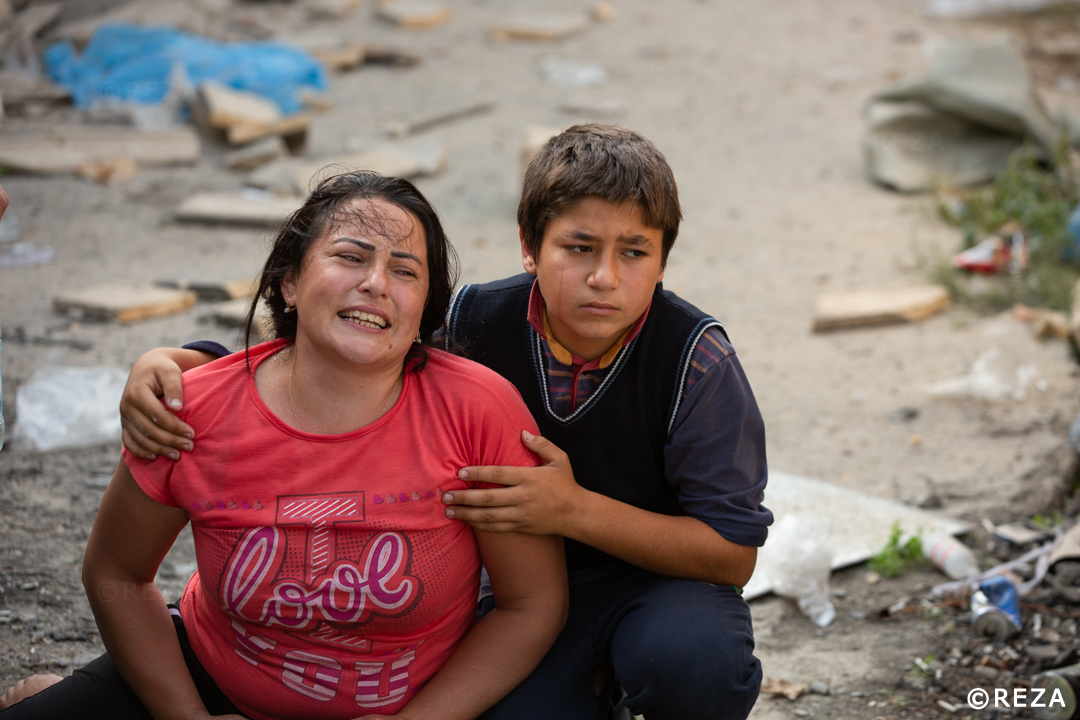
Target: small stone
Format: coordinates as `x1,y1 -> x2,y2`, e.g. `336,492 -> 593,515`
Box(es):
1025,644 -> 1061,662
20,581 -> 39,591
809,681 -> 830,695
973,665 -> 999,680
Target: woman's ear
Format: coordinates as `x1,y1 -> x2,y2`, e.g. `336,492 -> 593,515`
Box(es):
280,271 -> 297,308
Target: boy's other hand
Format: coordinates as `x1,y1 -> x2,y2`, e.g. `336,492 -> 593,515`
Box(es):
445,431 -> 584,536
120,349 -> 194,461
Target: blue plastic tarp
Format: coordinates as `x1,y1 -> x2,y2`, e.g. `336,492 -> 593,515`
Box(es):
44,24 -> 328,114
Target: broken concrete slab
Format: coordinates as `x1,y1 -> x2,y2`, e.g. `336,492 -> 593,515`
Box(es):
206,298 -> 273,340
0,71 -> 70,107
155,277 -> 258,301
225,136 -> 288,171
811,284 -> 950,332
174,192 -> 304,226
743,470 -> 972,600
307,0 -> 362,20
376,0 -> 451,29
489,12 -> 591,42
0,126 -> 200,174
53,284 -> 197,324
291,136 -> 447,193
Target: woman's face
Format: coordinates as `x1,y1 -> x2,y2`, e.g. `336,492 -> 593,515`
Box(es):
282,198 -> 429,372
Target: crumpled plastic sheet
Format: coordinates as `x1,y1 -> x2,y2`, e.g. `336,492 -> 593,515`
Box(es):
43,24 -> 327,114
766,513 -> 837,627
14,365 -> 128,451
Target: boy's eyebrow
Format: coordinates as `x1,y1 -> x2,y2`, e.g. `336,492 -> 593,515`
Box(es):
332,237 -> 423,264
563,229 -> 654,245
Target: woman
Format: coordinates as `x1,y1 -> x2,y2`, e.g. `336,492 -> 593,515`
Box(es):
0,172 -> 567,719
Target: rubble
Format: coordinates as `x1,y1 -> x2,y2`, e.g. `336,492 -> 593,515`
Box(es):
52,284 -> 197,324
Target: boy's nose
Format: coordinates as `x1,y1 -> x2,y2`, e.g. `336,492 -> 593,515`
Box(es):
589,252 -> 619,289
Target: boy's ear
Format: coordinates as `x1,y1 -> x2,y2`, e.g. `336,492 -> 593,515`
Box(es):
519,228 -> 538,276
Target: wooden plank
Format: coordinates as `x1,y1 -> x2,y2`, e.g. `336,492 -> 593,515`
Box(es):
0,126 -> 200,174
226,114 -> 310,147
53,284 -> 197,324
174,192 -> 304,226
193,81 -> 280,132
812,284 -> 951,332
489,12 -> 591,41
155,277 -> 258,301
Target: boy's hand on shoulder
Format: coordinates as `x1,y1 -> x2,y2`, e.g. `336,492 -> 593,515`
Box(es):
444,431 -> 584,536
120,348 -> 196,461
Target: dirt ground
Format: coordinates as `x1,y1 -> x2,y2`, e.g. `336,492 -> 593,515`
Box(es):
2,0 -> 1080,718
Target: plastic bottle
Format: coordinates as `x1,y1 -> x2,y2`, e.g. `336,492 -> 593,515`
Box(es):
922,533 -> 980,580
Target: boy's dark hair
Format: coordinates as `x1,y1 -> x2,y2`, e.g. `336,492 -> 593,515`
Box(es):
518,124 -> 682,267
246,171 -> 459,371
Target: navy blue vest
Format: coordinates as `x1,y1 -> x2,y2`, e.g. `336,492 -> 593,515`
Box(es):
447,274 -> 726,572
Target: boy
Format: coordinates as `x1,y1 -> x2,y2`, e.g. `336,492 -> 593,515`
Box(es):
119,124 -> 771,720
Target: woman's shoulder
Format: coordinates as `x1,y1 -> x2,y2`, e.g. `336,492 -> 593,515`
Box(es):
419,348 -> 523,401
181,340 -> 283,404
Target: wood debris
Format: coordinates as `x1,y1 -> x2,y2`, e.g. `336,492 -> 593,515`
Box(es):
74,156 -> 138,185
376,0 -> 451,29
0,126 -> 199,174
227,115 -> 309,148
193,81 -> 280,132
1012,303 -> 1070,339
811,284 -> 951,332
760,677 -> 808,701
489,12 -> 591,42
174,192 -> 304,226
206,298 -> 274,340
384,100 -> 494,138
53,284 -> 197,324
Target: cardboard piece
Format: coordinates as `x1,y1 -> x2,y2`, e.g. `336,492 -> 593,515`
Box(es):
743,470 -> 972,600
174,192 -> 304,226
376,1 -> 451,29
155,277 -> 258,301
0,126 -> 199,174
489,12 -> 591,42
53,284 -> 197,324
811,284 -> 950,332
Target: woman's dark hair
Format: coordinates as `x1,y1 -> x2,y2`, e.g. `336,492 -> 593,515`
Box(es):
245,171 -> 459,371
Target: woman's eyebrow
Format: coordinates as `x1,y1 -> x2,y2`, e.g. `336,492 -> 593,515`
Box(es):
333,237 -> 423,264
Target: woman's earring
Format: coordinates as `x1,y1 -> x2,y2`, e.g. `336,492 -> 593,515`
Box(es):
414,331 -> 422,344
284,303 -> 294,314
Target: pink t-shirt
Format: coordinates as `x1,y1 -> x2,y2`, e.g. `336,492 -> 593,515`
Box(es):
123,340 -> 539,720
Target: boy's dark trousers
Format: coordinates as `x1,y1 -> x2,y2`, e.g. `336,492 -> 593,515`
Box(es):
478,563 -> 761,720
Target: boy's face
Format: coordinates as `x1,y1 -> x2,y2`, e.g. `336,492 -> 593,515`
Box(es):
521,197 -> 665,362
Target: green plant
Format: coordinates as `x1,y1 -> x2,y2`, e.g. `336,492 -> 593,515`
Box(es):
868,522 -> 926,578
933,137 -> 1080,312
